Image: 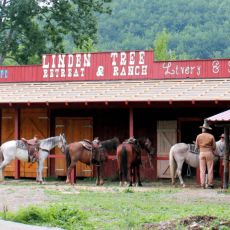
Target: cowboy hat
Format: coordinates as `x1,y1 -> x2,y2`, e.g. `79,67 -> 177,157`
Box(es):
199,122 -> 212,130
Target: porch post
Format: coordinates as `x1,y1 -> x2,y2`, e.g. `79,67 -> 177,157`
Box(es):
129,108 -> 134,137
223,126 -> 229,189
14,108 -> 20,179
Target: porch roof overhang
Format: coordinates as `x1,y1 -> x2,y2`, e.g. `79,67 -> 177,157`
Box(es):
1,78 -> 230,106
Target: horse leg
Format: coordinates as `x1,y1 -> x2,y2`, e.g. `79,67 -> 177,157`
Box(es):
66,162 -> 76,184
129,166 -> 133,187
36,161 -> 40,182
119,166 -> 123,186
96,166 -> 100,186
136,165 -> 142,186
0,160 -> 10,182
176,161 -> 185,187
99,164 -> 104,185
37,159 -> 45,184
133,166 -> 136,186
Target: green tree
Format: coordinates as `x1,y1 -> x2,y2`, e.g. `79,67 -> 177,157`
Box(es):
153,30 -> 176,61
0,0 -> 111,65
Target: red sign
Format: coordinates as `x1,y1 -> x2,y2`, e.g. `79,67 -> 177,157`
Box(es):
1,50 -> 230,82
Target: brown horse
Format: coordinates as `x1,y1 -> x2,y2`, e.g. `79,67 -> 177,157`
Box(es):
117,137 -> 155,187
65,137 -> 119,185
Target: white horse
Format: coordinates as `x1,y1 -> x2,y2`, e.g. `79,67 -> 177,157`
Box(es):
169,142 -> 221,187
0,133 -> 67,183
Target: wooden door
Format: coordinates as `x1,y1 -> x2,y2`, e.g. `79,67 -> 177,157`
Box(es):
20,108 -> 49,177
55,117 -> 93,177
157,120 -> 177,178
2,109 -> 16,176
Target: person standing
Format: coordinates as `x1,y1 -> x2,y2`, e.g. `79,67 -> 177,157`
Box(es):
195,122 -> 216,189
216,133 -> 225,186
216,133 -> 225,157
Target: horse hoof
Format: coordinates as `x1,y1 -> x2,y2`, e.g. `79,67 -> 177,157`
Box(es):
182,184 -> 186,188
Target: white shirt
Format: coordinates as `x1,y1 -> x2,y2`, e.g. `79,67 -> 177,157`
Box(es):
215,139 -> 225,157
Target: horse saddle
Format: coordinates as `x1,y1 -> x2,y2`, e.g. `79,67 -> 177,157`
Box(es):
17,138 -> 40,162
188,144 -> 199,154
126,137 -> 137,145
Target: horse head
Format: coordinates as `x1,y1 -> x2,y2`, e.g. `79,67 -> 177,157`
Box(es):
58,133 -> 67,152
138,137 -> 155,156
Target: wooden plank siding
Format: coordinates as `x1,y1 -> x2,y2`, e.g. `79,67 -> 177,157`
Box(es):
2,108 -> 49,178
55,117 -> 93,178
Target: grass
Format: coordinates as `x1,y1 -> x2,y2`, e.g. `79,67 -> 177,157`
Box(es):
0,179 -> 230,229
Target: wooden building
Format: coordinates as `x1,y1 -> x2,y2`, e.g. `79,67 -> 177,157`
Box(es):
0,50 -> 229,181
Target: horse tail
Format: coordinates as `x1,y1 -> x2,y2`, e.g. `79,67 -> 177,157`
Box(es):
64,146 -> 71,169
0,147 -> 3,163
169,145 -> 176,185
121,145 -> 128,179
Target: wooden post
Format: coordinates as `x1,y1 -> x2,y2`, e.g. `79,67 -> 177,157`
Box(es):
129,108 -> 134,137
223,126 -> 229,189
14,108 -> 20,179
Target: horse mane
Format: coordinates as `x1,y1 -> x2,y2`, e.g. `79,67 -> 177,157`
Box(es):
100,137 -> 120,153
39,136 -> 59,149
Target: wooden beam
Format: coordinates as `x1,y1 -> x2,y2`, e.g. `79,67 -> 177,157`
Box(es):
14,108 -> 20,179
129,108 -> 134,137
223,127 -> 229,189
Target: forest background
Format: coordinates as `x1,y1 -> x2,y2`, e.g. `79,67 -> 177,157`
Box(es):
1,0 -> 230,65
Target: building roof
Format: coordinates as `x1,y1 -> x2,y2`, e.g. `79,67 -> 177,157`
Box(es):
206,109 -> 230,122
1,78 -> 230,104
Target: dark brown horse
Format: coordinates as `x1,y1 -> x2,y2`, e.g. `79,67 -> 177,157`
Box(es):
117,137 -> 155,187
65,137 -> 119,185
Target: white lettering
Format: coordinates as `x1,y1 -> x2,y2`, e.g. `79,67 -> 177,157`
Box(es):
51,55 -> 56,68
43,69 -> 48,78
68,55 -> 73,68
68,68 -> 72,77
75,54 -> 81,67
142,65 -> 148,75
60,69 -> 65,77
129,52 -> 135,65
58,55 -> 66,68
111,53 -> 118,66
139,51 -> 145,64
212,60 -> 220,74
42,55 -> 49,68
50,69 -> 54,78
134,66 -> 140,75
162,62 -> 201,77
120,66 -> 126,75
128,66 -> 134,75
83,53 -> 91,67
120,52 -> 126,65
73,68 -> 79,77
113,66 -> 119,76
96,66 -> 104,77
